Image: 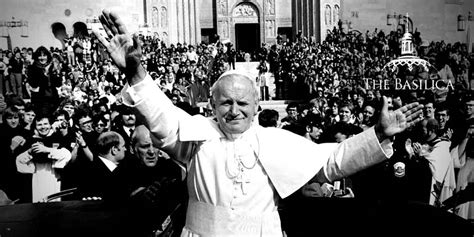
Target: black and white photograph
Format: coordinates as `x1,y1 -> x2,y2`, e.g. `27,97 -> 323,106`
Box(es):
0,0 -> 473,236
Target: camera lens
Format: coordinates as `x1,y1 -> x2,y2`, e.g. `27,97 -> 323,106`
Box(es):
60,121 -> 68,129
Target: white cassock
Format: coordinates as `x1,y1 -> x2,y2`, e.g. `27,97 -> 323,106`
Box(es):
123,74 -> 393,237
16,146 -> 71,203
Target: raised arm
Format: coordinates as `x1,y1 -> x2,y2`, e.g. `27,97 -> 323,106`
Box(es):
318,96 -> 424,183
92,9 -> 146,86
374,96 -> 424,142
92,10 -> 195,162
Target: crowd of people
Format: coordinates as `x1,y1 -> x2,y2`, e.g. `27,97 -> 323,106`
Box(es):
0,16 -> 473,235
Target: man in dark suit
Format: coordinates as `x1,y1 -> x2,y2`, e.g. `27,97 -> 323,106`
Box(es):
79,131 -> 127,199
109,125 -> 186,236
112,104 -> 136,152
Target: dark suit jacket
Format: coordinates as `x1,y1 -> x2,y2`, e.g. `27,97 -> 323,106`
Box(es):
112,125 -> 133,153
77,156 -> 115,199
107,158 -> 187,237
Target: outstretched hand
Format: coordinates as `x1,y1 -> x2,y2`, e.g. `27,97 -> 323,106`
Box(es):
92,9 -> 146,85
375,96 -> 424,141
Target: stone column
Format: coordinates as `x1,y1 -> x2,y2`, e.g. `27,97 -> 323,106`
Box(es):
183,0 -> 189,43
189,0 -> 196,44
177,0 -> 184,42
194,0 -> 201,44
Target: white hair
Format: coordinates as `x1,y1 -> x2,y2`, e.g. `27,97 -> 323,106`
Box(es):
210,70 -> 259,101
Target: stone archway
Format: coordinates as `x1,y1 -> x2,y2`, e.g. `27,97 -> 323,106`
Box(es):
228,1 -> 265,52
231,2 -> 261,53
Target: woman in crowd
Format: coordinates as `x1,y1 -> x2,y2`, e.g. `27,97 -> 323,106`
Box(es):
27,46 -> 62,115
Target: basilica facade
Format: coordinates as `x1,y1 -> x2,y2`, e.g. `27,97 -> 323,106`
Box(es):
0,0 -> 472,51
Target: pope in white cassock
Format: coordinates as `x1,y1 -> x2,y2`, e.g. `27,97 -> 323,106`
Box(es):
93,9 -> 424,237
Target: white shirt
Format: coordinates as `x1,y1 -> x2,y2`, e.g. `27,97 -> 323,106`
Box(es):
98,156 -> 118,172
123,125 -> 135,137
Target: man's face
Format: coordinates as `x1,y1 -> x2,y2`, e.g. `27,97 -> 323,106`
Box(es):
171,96 -> 179,105
62,103 -> 75,117
35,118 -> 52,137
435,110 -> 449,130
366,91 -> 375,101
308,126 -> 322,141
122,113 -> 136,127
331,104 -> 338,115
363,106 -> 375,122
393,97 -> 403,108
352,94 -> 359,101
55,115 -> 68,130
78,116 -> 94,133
115,136 -> 127,161
6,114 -> 19,128
212,75 -> 258,135
356,98 -> 364,108
22,111 -> 35,125
424,103 -> 435,119
287,107 -> 298,119
466,100 -> 474,118
166,74 -> 173,83
338,106 -> 352,123
133,131 -> 158,168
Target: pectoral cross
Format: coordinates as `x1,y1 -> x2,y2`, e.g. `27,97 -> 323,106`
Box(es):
235,168 -> 251,195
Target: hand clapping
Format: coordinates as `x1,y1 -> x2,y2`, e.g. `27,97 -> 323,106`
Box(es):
31,142 -> 50,154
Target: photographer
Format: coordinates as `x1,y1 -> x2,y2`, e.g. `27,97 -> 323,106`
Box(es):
15,114 -> 72,202
50,110 -> 76,155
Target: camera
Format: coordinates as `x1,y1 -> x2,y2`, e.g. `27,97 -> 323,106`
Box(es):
59,121 -> 69,129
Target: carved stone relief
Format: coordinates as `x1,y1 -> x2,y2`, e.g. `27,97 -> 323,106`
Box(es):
218,0 -> 227,16
218,20 -> 229,38
333,4 -> 340,25
232,3 -> 258,17
152,7 -> 159,27
161,31 -> 168,44
325,5 -> 332,26
265,0 -> 275,15
265,20 -> 275,37
160,6 -> 168,28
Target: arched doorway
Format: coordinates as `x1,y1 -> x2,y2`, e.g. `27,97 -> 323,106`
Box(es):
232,3 -> 260,54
